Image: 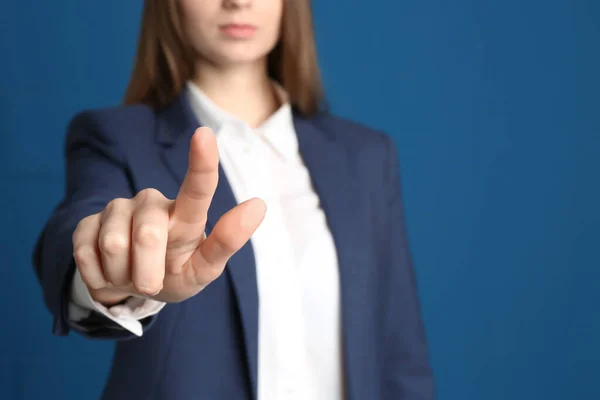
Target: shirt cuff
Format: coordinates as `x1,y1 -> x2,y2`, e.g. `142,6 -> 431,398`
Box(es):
68,268 -> 166,337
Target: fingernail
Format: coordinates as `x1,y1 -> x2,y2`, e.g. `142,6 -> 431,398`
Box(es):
135,285 -> 162,297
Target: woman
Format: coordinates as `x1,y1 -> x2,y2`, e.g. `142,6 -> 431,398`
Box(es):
33,0 -> 434,399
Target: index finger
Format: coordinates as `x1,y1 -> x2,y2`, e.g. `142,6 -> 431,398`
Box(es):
171,127 -> 219,226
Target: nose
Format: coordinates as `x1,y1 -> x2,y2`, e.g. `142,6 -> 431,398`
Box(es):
223,0 -> 252,9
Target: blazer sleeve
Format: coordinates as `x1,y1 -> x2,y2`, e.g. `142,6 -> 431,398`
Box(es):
379,135 -> 436,399
32,110 -> 157,340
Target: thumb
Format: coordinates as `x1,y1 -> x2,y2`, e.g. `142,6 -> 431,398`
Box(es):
186,198 -> 266,287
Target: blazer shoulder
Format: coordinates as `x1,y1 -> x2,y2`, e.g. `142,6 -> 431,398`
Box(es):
312,112 -> 395,154
66,103 -> 157,146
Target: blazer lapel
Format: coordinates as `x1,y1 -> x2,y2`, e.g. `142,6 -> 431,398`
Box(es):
294,115 -> 369,400
156,93 -> 260,398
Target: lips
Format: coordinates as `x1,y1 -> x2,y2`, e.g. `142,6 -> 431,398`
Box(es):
219,23 -> 257,39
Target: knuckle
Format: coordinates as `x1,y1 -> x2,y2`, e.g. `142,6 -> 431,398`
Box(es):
99,231 -> 129,255
182,183 -> 207,201
73,244 -> 95,268
137,188 -> 164,203
213,236 -> 236,256
134,224 -> 163,248
106,198 -> 129,213
74,214 -> 95,234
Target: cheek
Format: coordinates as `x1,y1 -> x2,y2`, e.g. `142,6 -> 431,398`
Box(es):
183,18 -> 215,58
180,3 -> 218,52
260,9 -> 284,49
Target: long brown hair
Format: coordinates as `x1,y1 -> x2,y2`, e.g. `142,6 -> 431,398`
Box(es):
124,0 -> 325,116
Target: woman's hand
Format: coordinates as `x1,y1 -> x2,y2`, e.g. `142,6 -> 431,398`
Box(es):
72,127 -> 266,306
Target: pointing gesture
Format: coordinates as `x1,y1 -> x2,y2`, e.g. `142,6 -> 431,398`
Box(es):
72,127 -> 266,305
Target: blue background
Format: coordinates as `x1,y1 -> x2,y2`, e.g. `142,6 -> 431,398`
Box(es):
1,1 -> 598,399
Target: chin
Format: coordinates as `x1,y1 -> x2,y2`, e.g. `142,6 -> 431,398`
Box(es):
212,43 -> 273,67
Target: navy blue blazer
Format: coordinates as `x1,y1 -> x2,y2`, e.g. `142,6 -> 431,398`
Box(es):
33,92 -> 435,400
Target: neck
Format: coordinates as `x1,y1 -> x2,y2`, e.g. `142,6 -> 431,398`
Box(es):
192,60 -> 280,128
